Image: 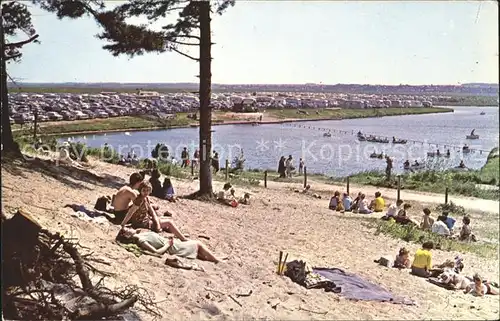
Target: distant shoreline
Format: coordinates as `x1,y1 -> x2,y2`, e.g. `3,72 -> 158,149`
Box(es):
25,107 -> 453,138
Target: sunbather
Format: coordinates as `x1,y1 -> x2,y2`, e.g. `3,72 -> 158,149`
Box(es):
120,182 -> 187,240
117,227 -> 221,263
149,169 -> 164,198
420,208 -> 435,231
357,194 -> 372,214
465,273 -> 487,297
458,216 -> 476,242
163,178 -> 178,202
112,172 -> 144,222
411,241 -> 434,278
394,247 -> 411,269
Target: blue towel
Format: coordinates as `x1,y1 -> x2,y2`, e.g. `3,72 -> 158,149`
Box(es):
313,267 -> 416,305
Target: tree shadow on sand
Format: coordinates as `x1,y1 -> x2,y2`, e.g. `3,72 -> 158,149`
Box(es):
1,156 -> 126,191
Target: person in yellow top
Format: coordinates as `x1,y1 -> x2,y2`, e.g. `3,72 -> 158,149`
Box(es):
411,241 -> 434,278
370,192 -> 385,212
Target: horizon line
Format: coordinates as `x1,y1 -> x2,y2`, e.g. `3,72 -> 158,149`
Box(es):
7,82 -> 499,87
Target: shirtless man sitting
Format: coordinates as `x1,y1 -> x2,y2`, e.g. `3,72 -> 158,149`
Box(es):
112,173 -> 144,223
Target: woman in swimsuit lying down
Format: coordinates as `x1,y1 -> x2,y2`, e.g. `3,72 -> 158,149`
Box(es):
117,227 -> 222,263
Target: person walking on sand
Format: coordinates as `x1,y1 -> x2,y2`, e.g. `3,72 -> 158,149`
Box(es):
192,149 -> 200,168
181,147 -> 189,168
285,155 -> 294,178
299,158 -> 304,175
278,156 -> 286,178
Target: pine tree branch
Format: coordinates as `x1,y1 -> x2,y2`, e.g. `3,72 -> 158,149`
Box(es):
170,39 -> 199,46
4,52 -> 22,61
4,34 -> 39,49
171,47 -> 199,61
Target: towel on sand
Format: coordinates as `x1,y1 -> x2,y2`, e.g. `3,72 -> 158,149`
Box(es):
313,268 -> 416,305
117,242 -> 144,257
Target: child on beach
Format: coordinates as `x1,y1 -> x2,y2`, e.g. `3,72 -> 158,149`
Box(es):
394,247 -> 411,269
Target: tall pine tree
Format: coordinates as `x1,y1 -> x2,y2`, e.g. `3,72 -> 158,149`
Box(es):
94,0 -> 235,198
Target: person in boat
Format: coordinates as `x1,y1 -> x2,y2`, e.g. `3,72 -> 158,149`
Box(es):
436,150 -> 441,156
357,131 -> 363,136
471,129 -> 475,136
404,160 -> 410,168
459,160 -> 466,169
463,144 -> 469,151
414,160 -> 420,166
446,149 -> 451,157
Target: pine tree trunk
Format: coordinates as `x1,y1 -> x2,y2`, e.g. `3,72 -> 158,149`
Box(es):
0,19 -> 18,155
197,1 -> 213,197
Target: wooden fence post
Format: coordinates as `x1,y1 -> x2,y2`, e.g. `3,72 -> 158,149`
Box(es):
346,176 -> 350,195
445,187 -> 449,204
225,159 -> 229,181
191,160 -> 194,176
303,166 -> 307,188
397,175 -> 401,202
264,170 -> 267,188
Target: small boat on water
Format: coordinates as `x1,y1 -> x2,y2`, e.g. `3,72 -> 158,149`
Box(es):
427,152 -> 450,158
323,132 -> 332,137
480,111 -> 486,115
392,137 -> 407,144
358,135 -> 367,142
404,162 -> 425,171
124,132 -> 131,136
370,152 -> 384,159
466,129 -> 479,140
367,136 -> 389,144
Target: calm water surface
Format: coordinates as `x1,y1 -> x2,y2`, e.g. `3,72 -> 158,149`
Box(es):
69,107 -> 499,177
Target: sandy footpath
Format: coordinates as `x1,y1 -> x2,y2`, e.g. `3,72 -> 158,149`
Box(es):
1,158 -> 499,320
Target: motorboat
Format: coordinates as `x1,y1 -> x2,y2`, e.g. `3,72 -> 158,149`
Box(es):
480,111 -> 486,115
370,152 -> 384,159
404,162 -> 425,171
323,132 -> 332,137
392,139 -> 407,144
367,137 -> 390,143
427,151 -> 450,158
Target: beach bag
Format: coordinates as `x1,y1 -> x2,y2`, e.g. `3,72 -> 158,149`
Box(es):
94,196 -> 110,212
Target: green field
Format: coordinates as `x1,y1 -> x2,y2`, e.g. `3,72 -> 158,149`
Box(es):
266,107 -> 452,120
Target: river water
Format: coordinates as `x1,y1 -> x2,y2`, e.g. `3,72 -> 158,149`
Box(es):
68,107 -> 499,177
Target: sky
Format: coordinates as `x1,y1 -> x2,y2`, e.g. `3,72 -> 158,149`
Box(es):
6,0 -> 499,85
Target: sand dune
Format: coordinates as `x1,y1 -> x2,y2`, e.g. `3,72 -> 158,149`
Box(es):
2,158 -> 499,320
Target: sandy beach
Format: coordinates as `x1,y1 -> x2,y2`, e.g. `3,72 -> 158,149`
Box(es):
2,157 -> 499,320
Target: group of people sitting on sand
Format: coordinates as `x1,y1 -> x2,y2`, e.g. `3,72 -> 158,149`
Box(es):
328,191 -> 386,214
329,190 -> 477,242
384,203 -> 476,242
376,242 -> 498,296
106,171 -> 224,267
215,182 -> 251,207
